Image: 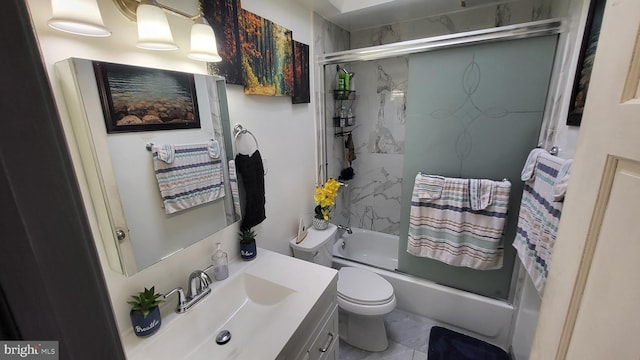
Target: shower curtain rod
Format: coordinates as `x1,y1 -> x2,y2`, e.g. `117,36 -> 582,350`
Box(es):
318,18 -> 565,64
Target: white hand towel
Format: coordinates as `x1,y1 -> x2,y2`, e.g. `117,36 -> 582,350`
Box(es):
228,159 -> 241,216
415,174 -> 444,201
151,144 -> 175,164
521,148 -> 546,181
208,139 -> 220,159
553,159 -> 572,201
469,179 -> 494,210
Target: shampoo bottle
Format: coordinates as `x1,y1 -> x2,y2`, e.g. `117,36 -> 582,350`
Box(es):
212,243 -> 229,281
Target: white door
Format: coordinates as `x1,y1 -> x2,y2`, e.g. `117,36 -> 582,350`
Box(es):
531,1 -> 640,359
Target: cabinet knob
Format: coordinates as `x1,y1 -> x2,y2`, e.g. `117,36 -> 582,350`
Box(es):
116,229 -> 126,241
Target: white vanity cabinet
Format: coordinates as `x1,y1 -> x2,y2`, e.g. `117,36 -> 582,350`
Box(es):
122,250 -> 339,360
304,305 -> 339,360
277,276 -> 339,360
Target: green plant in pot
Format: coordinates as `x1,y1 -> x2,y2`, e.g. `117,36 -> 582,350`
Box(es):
128,286 -> 164,337
239,227 -> 257,260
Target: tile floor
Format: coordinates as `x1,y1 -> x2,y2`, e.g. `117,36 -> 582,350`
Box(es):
338,309 -> 443,360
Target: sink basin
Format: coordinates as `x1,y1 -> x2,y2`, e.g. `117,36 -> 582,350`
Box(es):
235,272 -> 296,305
122,249 -> 337,360
186,272 -> 296,359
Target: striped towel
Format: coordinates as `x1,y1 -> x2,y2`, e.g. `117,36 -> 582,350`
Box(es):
228,159 -> 241,216
407,173 -> 511,270
513,150 -> 568,296
152,141 -> 225,214
469,179 -> 494,211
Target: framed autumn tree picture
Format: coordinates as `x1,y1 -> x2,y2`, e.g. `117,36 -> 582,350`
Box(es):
240,9 -> 293,96
202,0 -> 244,85
292,41 -> 310,104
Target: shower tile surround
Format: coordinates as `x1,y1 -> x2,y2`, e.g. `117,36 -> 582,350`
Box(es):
327,0 -> 554,235
330,57 -> 407,235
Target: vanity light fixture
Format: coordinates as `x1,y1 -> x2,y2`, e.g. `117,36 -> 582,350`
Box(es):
113,0 -> 221,61
48,0 -> 111,37
188,19 -> 222,62
135,1 -> 178,50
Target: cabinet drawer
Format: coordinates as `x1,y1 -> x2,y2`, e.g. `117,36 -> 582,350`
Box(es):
308,305 -> 338,360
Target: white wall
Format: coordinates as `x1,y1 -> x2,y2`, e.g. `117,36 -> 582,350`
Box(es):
27,0 -> 316,335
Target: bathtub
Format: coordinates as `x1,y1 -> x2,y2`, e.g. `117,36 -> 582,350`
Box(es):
332,227 -> 514,349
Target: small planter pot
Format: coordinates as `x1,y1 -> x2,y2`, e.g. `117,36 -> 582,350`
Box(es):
312,218 -> 328,230
130,306 -> 161,337
240,239 -> 257,260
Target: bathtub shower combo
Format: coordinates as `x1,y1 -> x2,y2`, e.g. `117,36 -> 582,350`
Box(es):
332,227 -> 514,347
320,20 -> 562,350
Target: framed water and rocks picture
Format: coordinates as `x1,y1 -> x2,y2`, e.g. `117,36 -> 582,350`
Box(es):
93,61 -> 201,133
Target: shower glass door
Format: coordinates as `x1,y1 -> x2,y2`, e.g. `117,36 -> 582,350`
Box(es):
399,35 -> 558,300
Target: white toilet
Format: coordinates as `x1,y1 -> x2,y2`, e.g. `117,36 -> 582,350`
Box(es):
290,223 -> 396,352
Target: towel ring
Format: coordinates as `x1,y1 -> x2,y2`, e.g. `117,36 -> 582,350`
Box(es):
233,124 -> 259,151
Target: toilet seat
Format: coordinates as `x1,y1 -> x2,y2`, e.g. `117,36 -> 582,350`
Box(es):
337,267 -> 396,316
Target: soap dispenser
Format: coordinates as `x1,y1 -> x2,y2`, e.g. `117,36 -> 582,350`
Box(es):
212,243 -> 229,281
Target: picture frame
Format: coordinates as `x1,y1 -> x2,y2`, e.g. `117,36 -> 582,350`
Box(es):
566,0 -> 606,126
292,40 -> 310,104
239,9 -> 293,96
202,0 -> 244,85
93,61 -> 201,133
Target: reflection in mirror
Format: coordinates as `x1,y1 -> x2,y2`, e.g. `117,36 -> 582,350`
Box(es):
56,58 -> 239,276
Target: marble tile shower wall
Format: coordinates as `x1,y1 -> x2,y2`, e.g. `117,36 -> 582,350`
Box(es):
330,57 -> 408,235
328,0 -> 553,236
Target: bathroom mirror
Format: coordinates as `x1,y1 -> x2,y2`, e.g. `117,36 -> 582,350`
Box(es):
56,58 -> 238,276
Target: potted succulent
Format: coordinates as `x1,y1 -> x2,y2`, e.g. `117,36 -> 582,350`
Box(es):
127,286 -> 164,337
239,227 -> 257,260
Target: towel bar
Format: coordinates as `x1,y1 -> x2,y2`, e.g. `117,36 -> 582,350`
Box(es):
145,140 -> 215,151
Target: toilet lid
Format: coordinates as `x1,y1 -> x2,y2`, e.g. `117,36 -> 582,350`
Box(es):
337,267 -> 394,305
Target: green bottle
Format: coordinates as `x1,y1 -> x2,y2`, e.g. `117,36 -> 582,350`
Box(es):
338,72 -> 349,99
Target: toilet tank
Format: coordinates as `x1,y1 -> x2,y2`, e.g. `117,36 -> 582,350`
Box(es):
289,223 -> 337,267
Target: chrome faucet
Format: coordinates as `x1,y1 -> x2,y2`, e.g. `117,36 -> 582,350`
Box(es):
165,270 -> 212,313
337,224 -> 352,234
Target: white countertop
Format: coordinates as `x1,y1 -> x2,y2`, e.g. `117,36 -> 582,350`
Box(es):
121,249 -> 337,359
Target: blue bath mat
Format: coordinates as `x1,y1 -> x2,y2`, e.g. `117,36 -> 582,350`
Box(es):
427,326 -> 510,360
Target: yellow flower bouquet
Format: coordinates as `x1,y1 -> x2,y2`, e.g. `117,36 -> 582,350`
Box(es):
314,178 -> 341,220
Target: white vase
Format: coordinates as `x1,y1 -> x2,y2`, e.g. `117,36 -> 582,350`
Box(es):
312,218 -> 328,230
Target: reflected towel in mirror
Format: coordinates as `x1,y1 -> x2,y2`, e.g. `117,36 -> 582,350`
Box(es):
152,141 -> 225,214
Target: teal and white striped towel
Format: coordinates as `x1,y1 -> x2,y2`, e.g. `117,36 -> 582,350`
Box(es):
407,173 -> 511,270
513,150 -> 568,296
152,141 -> 225,214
